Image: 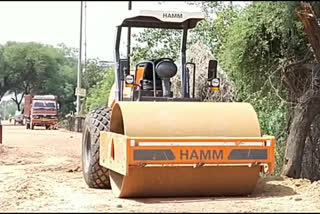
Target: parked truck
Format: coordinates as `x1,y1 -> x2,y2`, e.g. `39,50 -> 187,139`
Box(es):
24,95 -> 59,130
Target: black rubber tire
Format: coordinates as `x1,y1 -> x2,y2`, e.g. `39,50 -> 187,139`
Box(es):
82,107 -> 111,189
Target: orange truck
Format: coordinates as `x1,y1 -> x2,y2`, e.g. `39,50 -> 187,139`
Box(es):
24,95 -> 59,130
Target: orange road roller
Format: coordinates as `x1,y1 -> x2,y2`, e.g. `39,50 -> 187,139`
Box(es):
81,8 -> 275,198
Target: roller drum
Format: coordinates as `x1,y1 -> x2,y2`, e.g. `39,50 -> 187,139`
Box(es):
110,166 -> 260,198
109,101 -> 262,197
110,102 -> 261,138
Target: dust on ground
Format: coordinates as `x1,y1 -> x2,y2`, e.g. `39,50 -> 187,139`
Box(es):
0,121 -> 319,212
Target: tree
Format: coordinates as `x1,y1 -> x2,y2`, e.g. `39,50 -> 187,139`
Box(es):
215,1 -> 309,175
282,2 -> 320,180
1,42 -> 78,116
82,58 -> 109,90
215,1 -> 320,179
84,68 -> 114,113
2,42 -> 62,110
190,2 -> 241,55
0,44 -> 15,101
0,100 -> 17,120
130,2 -> 242,65
131,28 -> 182,65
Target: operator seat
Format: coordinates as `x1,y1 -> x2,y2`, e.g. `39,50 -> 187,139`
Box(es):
136,58 -> 173,90
142,62 -> 162,90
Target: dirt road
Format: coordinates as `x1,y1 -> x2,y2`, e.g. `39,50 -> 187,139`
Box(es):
0,121 -> 320,212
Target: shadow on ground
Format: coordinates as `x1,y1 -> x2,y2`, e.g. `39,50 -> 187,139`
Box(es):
130,176 -> 296,204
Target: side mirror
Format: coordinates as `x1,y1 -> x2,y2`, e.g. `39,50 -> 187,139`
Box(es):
119,58 -> 129,80
120,58 -> 136,87
207,60 -> 220,91
208,60 -> 217,79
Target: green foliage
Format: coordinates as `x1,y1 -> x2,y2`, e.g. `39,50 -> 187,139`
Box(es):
3,42 -> 63,93
84,68 -> 114,114
0,41 -> 119,118
0,41 -> 116,118
130,2 -> 242,64
53,65 -> 77,117
0,41 -> 78,116
189,2 -> 242,54
0,100 -> 17,120
0,45 -> 10,100
215,1 -> 308,174
83,59 -> 109,90
142,1 -> 308,175
132,28 -> 182,64
218,2 -> 306,91
247,91 -> 289,175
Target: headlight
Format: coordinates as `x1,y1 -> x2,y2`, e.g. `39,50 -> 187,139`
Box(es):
33,115 -> 40,119
211,78 -> 220,87
125,75 -> 134,84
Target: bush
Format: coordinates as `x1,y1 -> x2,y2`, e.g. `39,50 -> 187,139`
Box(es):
84,69 -> 114,114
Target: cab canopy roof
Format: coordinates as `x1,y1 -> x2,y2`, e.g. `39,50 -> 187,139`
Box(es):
117,9 -> 205,29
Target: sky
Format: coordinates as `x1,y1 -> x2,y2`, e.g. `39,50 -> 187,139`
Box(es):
0,1 -> 200,61
0,1 -> 247,102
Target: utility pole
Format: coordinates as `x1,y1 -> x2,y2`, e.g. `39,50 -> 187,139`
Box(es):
84,1 -> 87,75
127,1 -> 132,75
76,1 -> 83,116
75,1 -> 84,132
3,101 -> 6,120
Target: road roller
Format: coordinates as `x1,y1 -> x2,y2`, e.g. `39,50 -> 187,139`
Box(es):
81,8 -> 275,198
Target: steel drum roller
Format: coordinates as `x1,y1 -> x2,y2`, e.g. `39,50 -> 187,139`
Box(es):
109,102 -> 262,198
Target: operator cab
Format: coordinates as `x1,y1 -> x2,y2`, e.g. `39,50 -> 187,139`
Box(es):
114,9 -> 220,102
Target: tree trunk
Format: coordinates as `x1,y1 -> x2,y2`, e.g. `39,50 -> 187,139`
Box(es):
282,89 -> 320,177
296,2 -> 320,63
11,98 -> 20,111
282,1 -> 320,179
11,91 -> 24,111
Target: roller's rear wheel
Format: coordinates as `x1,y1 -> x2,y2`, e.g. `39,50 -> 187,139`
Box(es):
82,107 -> 111,189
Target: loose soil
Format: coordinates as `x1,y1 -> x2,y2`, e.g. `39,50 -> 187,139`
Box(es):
0,121 -> 319,212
